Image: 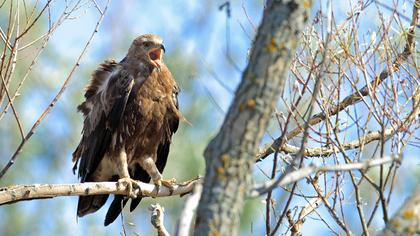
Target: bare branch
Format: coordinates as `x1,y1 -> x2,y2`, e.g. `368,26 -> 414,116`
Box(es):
0,0 -> 112,179
291,189 -> 334,234
0,4 -> 81,120
257,0 -> 419,160
279,127 -> 400,157
0,178 -> 201,205
311,178 -> 351,234
149,203 -> 170,236
0,26 -> 12,50
91,0 -> 103,14
175,183 -> 203,236
251,156 -> 398,197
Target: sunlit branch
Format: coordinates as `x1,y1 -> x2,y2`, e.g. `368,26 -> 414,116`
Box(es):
149,203 -> 170,236
175,183 -> 202,236
0,178 -> 201,205
251,156 -> 398,197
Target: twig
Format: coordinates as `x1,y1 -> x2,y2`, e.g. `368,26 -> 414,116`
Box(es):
270,6 -> 333,232
311,179 -> 351,234
1,4 -> 79,120
286,209 -> 301,236
344,155 -> 370,235
0,73 -> 24,140
0,0 -> 112,179
149,203 -> 170,236
15,0 -> 52,40
91,0 -> 103,14
257,73 -> 420,160
0,26 -> 12,50
0,177 -> 201,205
290,189 -> 334,234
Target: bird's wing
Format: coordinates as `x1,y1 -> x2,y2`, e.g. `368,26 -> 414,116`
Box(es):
72,60 -> 134,182
157,83 -> 180,170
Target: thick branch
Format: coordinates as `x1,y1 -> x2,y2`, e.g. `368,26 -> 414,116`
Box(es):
0,178 -> 201,205
194,1 -> 310,234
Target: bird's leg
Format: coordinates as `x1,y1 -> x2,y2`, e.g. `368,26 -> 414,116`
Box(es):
115,148 -> 139,198
139,157 -> 177,193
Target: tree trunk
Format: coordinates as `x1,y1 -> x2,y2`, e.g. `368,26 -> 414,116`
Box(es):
380,185 -> 420,236
194,1 -> 310,235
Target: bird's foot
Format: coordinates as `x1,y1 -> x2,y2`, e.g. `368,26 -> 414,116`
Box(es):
161,178 -> 177,189
117,177 -> 140,199
154,177 -> 177,194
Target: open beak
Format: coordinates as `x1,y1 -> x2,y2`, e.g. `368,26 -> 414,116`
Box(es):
148,44 -> 165,72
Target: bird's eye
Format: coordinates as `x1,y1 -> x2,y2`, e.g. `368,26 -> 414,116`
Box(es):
143,42 -> 151,47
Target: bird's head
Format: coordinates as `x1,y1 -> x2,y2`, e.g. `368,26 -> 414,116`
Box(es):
127,34 -> 166,72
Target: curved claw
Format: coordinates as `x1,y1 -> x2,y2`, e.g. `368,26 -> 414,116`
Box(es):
117,177 -> 140,199
153,178 -> 177,195
161,178 -> 177,189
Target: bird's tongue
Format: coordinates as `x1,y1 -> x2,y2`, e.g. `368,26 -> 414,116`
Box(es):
149,49 -> 161,60
149,49 -> 162,69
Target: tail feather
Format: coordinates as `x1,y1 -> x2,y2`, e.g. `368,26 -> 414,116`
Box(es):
104,195 -> 128,226
129,197 -> 143,212
77,195 -> 109,217
104,164 -> 148,225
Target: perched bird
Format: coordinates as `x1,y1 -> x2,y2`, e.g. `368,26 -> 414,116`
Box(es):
72,34 -> 181,226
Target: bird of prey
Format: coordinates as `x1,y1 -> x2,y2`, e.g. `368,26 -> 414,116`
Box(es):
72,34 -> 181,226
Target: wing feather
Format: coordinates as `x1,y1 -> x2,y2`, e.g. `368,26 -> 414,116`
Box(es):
72,62 -> 134,182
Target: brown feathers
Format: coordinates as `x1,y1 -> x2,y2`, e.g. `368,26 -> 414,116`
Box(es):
76,59 -> 119,116
72,34 -> 180,225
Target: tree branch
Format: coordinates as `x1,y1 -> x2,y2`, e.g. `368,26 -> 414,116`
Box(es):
0,0 -> 112,179
250,156 -> 398,197
149,203 -> 170,236
0,178 -> 201,205
175,183 -> 202,236
256,0 -> 419,160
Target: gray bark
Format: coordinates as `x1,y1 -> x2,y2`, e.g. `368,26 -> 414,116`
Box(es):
380,185 -> 420,236
194,1 -> 310,235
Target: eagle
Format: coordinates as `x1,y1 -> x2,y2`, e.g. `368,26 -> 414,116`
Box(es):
72,34 -> 181,226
